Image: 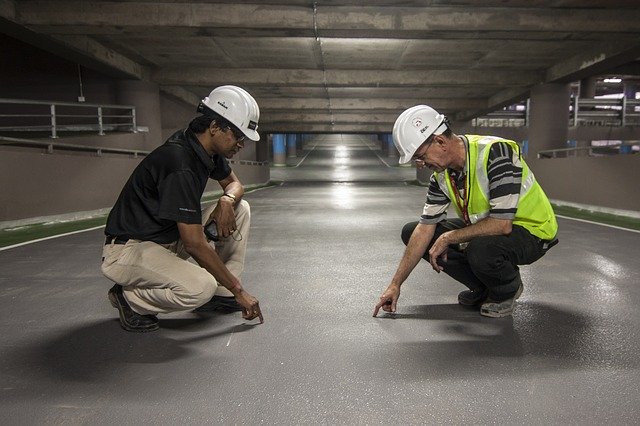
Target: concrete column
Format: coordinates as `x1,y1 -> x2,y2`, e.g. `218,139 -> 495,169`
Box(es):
273,134 -> 286,166
286,134 -> 297,158
115,80 -> 162,150
624,82 -> 638,99
528,83 -> 571,156
579,76 -> 597,99
386,134 -> 398,158
379,133 -> 387,152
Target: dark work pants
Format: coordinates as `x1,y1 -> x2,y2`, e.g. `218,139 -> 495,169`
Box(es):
401,220 -> 548,302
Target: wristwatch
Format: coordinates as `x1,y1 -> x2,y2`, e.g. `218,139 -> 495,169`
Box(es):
223,193 -> 237,203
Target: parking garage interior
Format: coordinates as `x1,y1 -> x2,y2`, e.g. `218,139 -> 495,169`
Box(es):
1,1 -> 640,424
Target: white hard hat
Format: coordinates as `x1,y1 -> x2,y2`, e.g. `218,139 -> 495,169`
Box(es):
392,105 -> 447,164
198,85 -> 260,141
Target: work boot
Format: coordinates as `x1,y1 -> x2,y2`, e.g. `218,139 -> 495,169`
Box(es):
108,284 -> 159,332
480,283 -> 524,318
458,288 -> 488,306
193,295 -> 242,313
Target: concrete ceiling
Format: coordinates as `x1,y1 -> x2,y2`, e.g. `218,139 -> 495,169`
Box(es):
2,0 -> 640,133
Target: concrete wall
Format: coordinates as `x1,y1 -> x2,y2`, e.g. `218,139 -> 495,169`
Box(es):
528,154 -> 640,212
0,144 -> 270,223
0,147 -> 140,221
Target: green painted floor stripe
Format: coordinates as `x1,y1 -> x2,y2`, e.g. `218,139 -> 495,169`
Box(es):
551,204 -> 640,231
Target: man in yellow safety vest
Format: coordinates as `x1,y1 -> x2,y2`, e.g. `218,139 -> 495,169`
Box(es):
374,105 -> 558,318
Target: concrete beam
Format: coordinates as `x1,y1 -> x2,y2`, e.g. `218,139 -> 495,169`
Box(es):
191,86 -> 498,100
154,68 -> 541,87
260,123 -> 392,133
460,41 -> 640,120
16,3 -> 640,34
17,2 -> 312,29
545,41 -> 640,83
455,86 -> 530,120
160,86 -> 201,107
0,14 -> 146,80
50,35 -> 149,80
2,4 -> 148,79
257,97 -> 487,111
261,112 -> 399,124
317,6 -> 640,33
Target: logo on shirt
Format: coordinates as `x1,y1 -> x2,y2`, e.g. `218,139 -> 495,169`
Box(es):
179,207 -> 197,213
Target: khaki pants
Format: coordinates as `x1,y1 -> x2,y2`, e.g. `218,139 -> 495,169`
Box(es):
101,200 -> 250,315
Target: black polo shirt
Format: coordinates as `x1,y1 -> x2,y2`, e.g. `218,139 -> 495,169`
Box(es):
105,128 -> 231,243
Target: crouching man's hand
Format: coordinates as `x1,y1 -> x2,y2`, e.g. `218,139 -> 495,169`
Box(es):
373,284 -> 400,317
234,289 -> 264,323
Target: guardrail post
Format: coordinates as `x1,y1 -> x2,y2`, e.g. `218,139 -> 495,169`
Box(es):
50,104 -> 58,138
131,107 -> 137,133
621,97 -> 627,127
98,106 -> 104,135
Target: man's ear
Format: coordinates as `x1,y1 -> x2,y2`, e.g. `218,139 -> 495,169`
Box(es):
211,121 -> 226,138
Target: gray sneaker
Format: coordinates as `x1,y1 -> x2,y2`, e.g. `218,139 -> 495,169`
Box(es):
480,283 -> 523,318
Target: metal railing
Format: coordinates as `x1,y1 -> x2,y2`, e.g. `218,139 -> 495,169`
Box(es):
571,97 -> 640,127
472,97 -> 640,128
0,136 -> 148,157
537,140 -> 640,158
0,136 -> 271,166
0,98 -> 137,138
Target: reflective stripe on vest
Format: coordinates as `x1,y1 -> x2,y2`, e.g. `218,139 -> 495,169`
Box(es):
434,135 -> 557,240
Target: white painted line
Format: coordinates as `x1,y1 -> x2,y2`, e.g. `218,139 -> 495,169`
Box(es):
361,135 -> 397,168
225,331 -> 234,347
556,214 -> 640,234
0,225 -> 105,252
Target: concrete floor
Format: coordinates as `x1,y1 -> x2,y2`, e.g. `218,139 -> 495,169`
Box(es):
1,135 -> 639,424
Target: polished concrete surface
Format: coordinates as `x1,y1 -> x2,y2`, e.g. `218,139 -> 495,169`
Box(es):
1,135 -> 639,424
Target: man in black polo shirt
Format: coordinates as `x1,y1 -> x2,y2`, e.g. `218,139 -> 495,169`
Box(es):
102,85 -> 263,332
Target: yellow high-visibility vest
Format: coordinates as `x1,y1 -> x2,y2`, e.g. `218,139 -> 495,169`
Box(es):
434,135 -> 557,240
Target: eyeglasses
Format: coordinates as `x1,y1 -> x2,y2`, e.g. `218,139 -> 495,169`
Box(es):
226,126 -> 246,144
412,141 -> 433,163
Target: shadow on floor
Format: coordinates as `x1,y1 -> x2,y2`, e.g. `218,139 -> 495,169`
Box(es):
372,301 -> 637,379
6,315 -> 255,385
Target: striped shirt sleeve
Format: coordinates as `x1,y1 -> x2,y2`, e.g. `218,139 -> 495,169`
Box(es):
487,142 -> 522,220
419,173 -> 450,224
